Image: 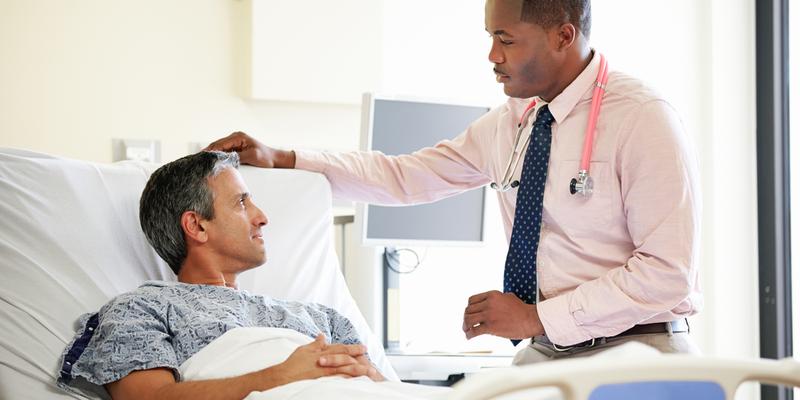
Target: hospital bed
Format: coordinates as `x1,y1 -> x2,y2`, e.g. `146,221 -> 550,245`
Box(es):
2,148 -> 799,400
0,148 -> 396,399
450,345 -> 800,399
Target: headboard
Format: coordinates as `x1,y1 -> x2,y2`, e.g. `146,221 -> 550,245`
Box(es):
0,149 -> 395,399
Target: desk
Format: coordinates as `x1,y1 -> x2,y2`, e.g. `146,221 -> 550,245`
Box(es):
387,352 -> 514,386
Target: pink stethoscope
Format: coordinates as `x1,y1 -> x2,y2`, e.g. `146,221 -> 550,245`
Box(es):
490,54 -> 609,197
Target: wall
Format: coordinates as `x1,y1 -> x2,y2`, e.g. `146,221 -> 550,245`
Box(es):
380,0 -> 506,106
0,0 -> 361,162
707,0 -> 759,363
248,0 -> 383,104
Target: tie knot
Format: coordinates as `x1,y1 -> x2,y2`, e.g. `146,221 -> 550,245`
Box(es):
534,105 -> 555,127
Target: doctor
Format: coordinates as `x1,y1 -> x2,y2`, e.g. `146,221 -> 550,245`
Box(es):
207,0 -> 702,363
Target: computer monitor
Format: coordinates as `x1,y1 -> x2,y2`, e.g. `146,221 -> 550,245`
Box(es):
356,93 -> 490,247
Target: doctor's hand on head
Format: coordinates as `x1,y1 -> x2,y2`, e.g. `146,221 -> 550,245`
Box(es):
205,132 -> 296,169
462,290 -> 545,340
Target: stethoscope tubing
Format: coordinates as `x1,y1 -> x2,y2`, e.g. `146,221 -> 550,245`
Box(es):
492,102 -> 537,191
491,53 -> 609,194
580,55 -> 609,172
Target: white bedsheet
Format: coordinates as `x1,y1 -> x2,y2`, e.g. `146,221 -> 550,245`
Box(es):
179,327 -> 451,400
178,328 -> 663,400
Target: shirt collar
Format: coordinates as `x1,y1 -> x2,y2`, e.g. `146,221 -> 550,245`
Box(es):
545,50 -> 602,125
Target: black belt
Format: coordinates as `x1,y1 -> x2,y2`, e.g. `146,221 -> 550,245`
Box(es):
535,319 -> 689,351
620,319 -> 689,337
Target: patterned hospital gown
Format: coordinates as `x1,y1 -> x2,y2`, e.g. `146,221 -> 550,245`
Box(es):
57,281 -> 361,398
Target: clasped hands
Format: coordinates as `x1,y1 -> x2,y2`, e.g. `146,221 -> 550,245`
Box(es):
277,334 -> 384,384
462,290 -> 545,340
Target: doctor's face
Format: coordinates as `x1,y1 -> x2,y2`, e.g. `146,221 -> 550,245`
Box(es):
204,168 -> 268,272
485,0 -> 562,100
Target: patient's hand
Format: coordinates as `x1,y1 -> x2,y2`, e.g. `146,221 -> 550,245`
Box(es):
354,354 -> 385,382
317,338 -> 384,381
205,132 -> 296,169
274,334 -> 370,384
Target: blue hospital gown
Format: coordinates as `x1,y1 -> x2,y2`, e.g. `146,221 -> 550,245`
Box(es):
57,281 -> 362,398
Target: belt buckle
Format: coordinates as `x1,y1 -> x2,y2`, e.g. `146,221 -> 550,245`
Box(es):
551,337 -> 596,352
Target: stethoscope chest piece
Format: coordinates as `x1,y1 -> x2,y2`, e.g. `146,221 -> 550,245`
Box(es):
569,170 -> 593,197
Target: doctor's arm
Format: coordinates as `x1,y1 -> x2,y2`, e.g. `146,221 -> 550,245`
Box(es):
208,108 -> 498,206
105,335 -> 371,400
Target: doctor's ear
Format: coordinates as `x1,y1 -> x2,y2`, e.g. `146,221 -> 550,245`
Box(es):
181,211 -> 209,244
553,23 -> 577,50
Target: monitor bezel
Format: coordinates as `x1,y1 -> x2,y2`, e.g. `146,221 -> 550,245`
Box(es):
356,92 -> 490,247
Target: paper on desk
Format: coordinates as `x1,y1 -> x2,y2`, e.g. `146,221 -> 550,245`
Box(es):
401,334 -> 522,356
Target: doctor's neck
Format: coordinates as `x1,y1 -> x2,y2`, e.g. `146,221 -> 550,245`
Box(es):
538,43 -> 592,103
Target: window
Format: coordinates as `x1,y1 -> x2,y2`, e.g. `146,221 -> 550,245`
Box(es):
757,0 -> 793,399
790,0 -> 799,369
790,0 -> 798,394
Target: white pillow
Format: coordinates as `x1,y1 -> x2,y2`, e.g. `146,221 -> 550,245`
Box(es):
0,149 -> 396,400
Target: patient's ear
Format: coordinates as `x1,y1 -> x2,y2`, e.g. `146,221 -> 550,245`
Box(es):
181,211 -> 208,244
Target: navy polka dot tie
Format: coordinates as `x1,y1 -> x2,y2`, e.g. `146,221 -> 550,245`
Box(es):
503,105 -> 554,340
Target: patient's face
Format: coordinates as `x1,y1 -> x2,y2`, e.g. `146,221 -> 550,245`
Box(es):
204,167 -> 268,272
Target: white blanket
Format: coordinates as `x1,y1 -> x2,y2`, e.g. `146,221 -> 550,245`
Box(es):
179,327 -> 451,400
179,327 -> 660,400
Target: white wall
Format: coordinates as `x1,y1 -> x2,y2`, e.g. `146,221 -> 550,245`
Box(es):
380,0 -> 506,106
0,0 -> 361,162
706,0 -> 759,362
249,0 -> 383,104
0,0 -> 761,377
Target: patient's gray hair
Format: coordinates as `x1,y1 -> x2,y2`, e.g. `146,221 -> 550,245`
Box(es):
139,151 -> 240,275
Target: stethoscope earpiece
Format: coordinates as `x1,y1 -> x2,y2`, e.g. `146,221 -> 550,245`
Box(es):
490,180 -> 521,192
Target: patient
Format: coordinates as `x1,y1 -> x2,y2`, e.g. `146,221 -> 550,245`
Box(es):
57,151 -> 383,400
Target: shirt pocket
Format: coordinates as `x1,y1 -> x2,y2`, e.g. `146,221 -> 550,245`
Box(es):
545,160 -> 615,238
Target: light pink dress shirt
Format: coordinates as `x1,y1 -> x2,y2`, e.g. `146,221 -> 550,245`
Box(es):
295,52 -> 703,346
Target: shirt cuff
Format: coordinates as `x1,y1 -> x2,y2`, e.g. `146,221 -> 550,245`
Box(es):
294,149 -> 329,173
537,293 -> 591,346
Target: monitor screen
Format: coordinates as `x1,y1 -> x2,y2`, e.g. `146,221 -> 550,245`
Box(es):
358,94 -> 490,246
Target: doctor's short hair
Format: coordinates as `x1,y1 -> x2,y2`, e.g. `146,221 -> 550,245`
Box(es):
139,151 -> 240,275
521,0 -> 591,39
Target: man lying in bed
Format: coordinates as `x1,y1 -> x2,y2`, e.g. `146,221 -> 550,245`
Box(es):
57,151 -> 383,400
